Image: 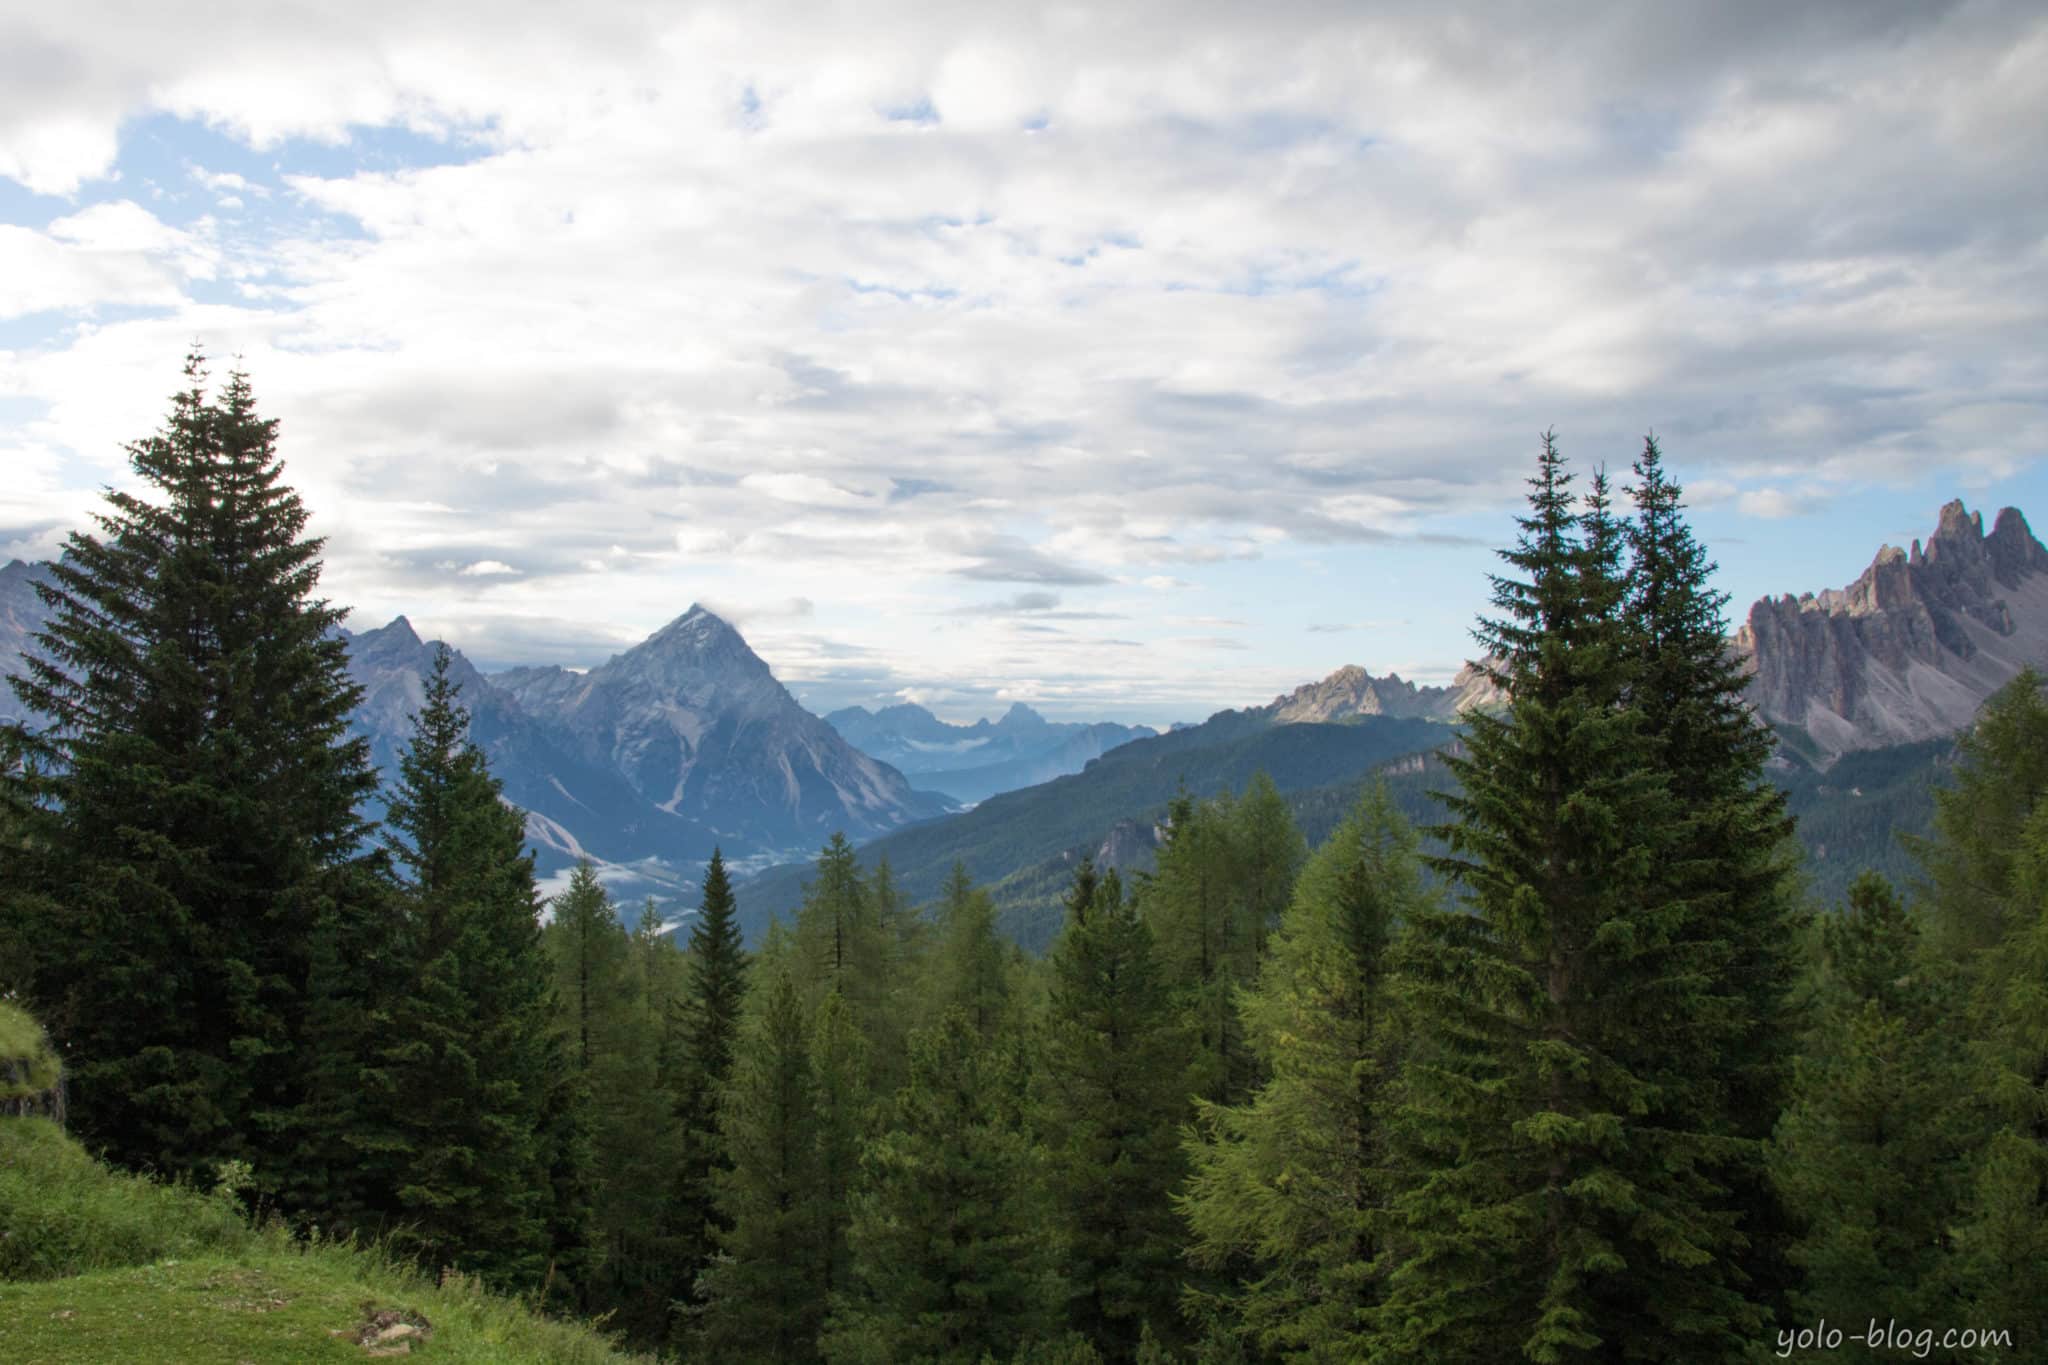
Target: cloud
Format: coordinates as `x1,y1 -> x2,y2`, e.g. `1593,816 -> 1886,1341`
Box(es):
949,536 -> 1114,586
1,0 -> 2043,721
459,559 -> 518,576
1737,487 -> 1823,520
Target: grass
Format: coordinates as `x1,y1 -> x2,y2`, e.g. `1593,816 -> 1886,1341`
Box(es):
1,1000 -> 61,1095
0,1117 -> 654,1363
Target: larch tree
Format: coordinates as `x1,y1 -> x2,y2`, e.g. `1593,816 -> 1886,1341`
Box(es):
1039,857 -> 1189,1362
1181,783 -> 1423,1363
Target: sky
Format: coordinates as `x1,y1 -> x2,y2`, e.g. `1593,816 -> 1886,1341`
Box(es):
2,1 -> 2044,727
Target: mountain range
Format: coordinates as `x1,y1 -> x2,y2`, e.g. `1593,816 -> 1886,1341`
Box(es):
1737,500 -> 2048,764
822,702 -> 1157,805
6,495 -> 2046,918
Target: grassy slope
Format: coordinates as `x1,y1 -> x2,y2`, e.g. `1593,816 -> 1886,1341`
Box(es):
0,1117 -> 650,1365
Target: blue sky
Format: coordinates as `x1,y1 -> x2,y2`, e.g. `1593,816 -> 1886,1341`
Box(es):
2,1 -> 2044,725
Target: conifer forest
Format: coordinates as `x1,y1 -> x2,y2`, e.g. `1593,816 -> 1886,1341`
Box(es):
5,360 -> 2046,1365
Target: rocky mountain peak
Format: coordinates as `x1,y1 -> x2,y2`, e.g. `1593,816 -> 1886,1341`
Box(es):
1737,498 -> 2048,761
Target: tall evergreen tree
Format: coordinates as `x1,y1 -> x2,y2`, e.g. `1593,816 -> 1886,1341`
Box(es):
8,355 -> 381,1191
1040,857 -> 1189,1362
544,860 -> 675,1335
1147,788 -> 1254,1107
1770,873 -> 1974,1341
1926,671 -> 2048,1345
1379,438 -> 1759,1362
697,928 -> 828,1363
1181,783 -> 1423,1363
931,860 -> 1014,1041
667,847 -> 751,1332
826,1009 -> 1064,1364
1624,435 -> 1805,1322
380,648 -> 563,1292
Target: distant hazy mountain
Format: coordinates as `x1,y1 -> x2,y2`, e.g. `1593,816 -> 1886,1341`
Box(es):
1259,661 -> 1502,724
492,606 -> 952,863
824,701 -> 1156,804
1738,500 -> 2048,764
6,576 -> 951,901
738,697 -> 1456,948
0,559 -> 55,724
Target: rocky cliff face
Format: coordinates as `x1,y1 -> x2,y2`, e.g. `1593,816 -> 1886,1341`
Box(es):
1735,500 -> 2048,761
1262,660 -> 1502,725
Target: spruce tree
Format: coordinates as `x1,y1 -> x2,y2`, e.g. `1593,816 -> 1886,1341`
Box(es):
1379,438 -> 1757,1362
697,927 -> 828,1363
1040,857 -> 1189,1361
1624,435 -> 1804,1322
1770,874 -> 1974,1340
8,355 -> 380,1188
825,1009 -> 1064,1364
1181,783 -> 1422,1362
380,648 -> 562,1292
667,847 -> 750,1332
1929,671 -> 2048,1344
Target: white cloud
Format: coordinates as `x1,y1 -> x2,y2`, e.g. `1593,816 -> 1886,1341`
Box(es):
1,1 -> 2043,719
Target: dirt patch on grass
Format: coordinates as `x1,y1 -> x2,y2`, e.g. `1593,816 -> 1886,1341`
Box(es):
337,1302 -> 434,1356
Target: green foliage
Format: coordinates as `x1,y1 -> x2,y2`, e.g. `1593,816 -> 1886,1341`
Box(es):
1144,777 -> 1306,1109
665,847 -> 750,1331
0,1118 -> 652,1363
1912,666 -> 2048,956
1180,783 -> 1424,1362
379,648 -> 563,1294
0,1117 -> 249,1281
0,1000 -> 61,1099
1935,672 -> 2048,1346
740,715 -> 1450,950
1379,442 -> 1767,1362
10,355 -> 380,1190
1770,873 -> 1975,1340
1040,859 -> 1189,1360
826,1010 -> 1064,1364
696,928 -> 829,1362
544,861 -> 680,1341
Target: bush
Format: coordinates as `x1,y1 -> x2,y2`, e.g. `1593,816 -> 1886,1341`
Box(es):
0,1116 -> 251,1281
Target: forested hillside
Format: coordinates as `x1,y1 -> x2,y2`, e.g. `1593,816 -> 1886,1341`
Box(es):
6,369 -> 2043,1363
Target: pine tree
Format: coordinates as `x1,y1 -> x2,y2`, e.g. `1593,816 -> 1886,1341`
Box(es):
1040,857 -> 1189,1361
1181,783 -> 1423,1363
1624,435 -> 1805,1323
1379,438 -> 1758,1362
1771,873 -> 1975,1340
380,648 -> 562,1292
931,860 -> 1014,1041
826,1009 -> 1064,1364
811,985 -> 870,1315
697,927 -> 828,1363
1910,665 -> 2048,957
8,355 -> 381,1189
1146,789 -> 1252,1107
667,848 -> 750,1333
544,860 -> 675,1335
1931,671 -> 2048,1345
